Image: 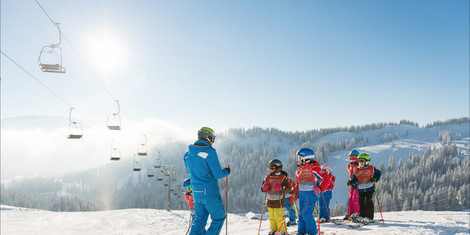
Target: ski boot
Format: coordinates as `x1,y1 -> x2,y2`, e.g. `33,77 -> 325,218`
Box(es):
350,213 -> 363,223
287,220 -> 297,226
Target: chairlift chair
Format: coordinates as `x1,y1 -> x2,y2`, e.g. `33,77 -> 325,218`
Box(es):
110,139 -> 121,161
67,108 -> 83,139
38,22 -> 66,73
137,135 -> 148,156
153,152 -> 161,168
147,163 -> 154,177
110,148 -> 121,161
107,100 -> 121,130
67,122 -> 83,139
157,178 -> 163,181
133,155 -> 141,171
107,113 -> 121,130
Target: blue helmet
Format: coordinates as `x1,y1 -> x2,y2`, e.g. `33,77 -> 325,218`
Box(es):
182,178 -> 191,187
296,148 -> 315,163
349,150 -> 360,156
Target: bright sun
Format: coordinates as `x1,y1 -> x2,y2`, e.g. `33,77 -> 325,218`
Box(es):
85,33 -> 127,76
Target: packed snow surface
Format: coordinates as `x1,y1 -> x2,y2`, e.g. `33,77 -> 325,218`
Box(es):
1,205 -> 468,234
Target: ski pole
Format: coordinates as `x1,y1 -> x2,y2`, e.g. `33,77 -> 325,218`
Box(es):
320,190 -> 331,220
276,197 -> 296,234
347,186 -> 351,221
225,175 -> 228,235
293,201 -> 299,221
185,216 -> 194,235
275,196 -> 286,235
373,183 -> 384,225
316,193 -> 321,235
257,193 -> 267,235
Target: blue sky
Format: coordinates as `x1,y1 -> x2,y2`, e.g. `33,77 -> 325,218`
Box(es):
1,0 -> 469,133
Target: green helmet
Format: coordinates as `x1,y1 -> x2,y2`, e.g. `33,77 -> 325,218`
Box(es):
357,153 -> 370,162
198,127 -> 216,144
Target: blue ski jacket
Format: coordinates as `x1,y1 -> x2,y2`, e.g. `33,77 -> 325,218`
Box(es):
184,140 -> 229,196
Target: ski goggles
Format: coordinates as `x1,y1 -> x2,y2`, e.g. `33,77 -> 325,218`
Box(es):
349,155 -> 358,160
185,185 -> 193,191
357,159 -> 366,163
268,166 -> 277,171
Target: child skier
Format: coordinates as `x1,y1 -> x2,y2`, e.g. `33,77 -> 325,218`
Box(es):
348,153 -> 381,222
261,159 -> 291,235
318,164 -> 335,223
183,178 -> 195,220
344,150 -> 360,220
295,148 -> 328,235
284,175 -> 297,226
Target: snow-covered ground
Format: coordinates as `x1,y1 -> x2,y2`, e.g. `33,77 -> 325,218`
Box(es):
1,205 -> 468,235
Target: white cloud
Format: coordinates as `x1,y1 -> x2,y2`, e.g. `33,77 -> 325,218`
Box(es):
1,118 -> 195,179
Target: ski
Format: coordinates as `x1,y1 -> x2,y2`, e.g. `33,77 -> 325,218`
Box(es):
288,231 -> 335,235
330,218 -> 346,225
347,219 -> 382,229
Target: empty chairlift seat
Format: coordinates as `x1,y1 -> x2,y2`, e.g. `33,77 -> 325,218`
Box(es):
133,155 -> 141,171
107,100 -> 121,130
38,22 -> 66,73
66,108 -> 83,139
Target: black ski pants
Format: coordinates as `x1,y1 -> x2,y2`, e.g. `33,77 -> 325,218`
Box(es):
358,191 -> 374,220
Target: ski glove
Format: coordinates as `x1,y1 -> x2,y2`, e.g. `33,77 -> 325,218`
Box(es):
223,165 -> 231,174
313,186 -> 321,194
262,182 -> 270,191
370,177 -> 377,182
292,193 -> 298,202
347,180 -> 351,186
273,184 -> 283,192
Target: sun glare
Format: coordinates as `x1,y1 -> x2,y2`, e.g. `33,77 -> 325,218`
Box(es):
85,33 -> 127,77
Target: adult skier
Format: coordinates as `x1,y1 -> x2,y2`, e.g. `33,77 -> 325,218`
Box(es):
318,164 -> 335,223
344,150 -> 360,220
295,148 -> 328,235
348,153 -> 381,222
260,159 -> 291,235
184,127 -> 230,235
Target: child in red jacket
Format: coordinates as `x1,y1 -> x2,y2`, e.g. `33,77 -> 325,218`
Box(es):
345,150 -> 361,220
318,164 -> 335,222
295,148 -> 328,235
284,175 -> 297,226
183,178 -> 195,220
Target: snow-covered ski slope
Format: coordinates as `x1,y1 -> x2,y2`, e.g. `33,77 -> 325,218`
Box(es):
1,205 -> 468,234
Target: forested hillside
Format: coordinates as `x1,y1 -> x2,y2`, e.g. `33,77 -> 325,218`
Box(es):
1,118 -> 469,213
376,144 -> 469,212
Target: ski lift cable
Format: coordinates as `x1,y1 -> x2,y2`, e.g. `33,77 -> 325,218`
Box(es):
34,0 -> 62,47
34,0 -> 57,26
1,51 -> 73,109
